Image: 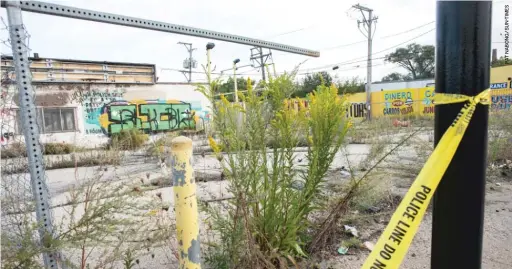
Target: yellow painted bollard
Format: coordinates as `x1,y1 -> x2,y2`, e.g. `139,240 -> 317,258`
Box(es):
170,136 -> 201,269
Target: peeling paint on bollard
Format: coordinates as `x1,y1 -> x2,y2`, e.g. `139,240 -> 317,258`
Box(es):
171,136 -> 201,268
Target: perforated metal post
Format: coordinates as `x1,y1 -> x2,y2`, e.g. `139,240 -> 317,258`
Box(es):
1,1 -> 319,57
5,1 -> 61,268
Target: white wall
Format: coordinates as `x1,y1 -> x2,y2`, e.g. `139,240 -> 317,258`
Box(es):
370,79 -> 435,92
1,83 -> 211,148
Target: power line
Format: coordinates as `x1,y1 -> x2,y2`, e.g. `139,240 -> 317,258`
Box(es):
264,25 -> 315,39
300,28 -> 435,72
271,20 -> 436,58
297,62 -> 386,76
165,27 -> 436,79
320,21 -> 434,52
380,21 -> 434,39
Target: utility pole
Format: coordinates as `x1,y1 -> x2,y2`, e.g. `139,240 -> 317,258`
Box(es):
431,1 -> 491,269
178,42 -> 197,83
250,47 -> 273,83
352,3 -> 377,120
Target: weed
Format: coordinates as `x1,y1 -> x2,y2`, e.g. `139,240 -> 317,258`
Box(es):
1,156 -> 165,268
109,129 -> 149,150
199,70 -> 351,268
341,237 -> 362,249
1,142 -> 83,159
146,132 -> 179,158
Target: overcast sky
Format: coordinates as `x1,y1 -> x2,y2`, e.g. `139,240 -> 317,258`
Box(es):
0,0 -> 509,84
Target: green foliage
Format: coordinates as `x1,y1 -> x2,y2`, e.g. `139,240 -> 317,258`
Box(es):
122,249 -> 137,269
1,142 -> 81,159
381,72 -> 409,82
293,71 -> 333,98
384,43 -> 435,80
200,70 -> 350,267
146,132 -> 179,158
1,217 -> 45,269
491,56 -> 512,67
341,237 -> 362,249
109,129 -> 149,150
217,76 -> 256,102
1,160 -> 166,268
336,77 -> 366,94
488,111 -> 512,165
0,142 -> 26,158
43,142 -> 76,155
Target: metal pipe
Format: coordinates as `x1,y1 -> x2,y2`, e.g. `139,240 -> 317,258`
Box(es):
431,1 -> 492,268
171,136 -> 201,269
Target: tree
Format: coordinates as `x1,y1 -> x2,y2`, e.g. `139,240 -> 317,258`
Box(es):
292,71 -> 333,98
337,77 -> 365,94
216,77 -> 255,102
381,72 -> 413,82
385,43 -> 435,80
491,56 -> 512,68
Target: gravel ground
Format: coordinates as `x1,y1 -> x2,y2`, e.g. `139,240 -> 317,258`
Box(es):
320,180 -> 512,269
3,138 -> 510,269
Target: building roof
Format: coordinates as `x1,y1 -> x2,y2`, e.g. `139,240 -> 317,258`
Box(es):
0,55 -> 156,68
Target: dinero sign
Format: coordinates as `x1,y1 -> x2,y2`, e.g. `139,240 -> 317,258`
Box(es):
383,91 -> 414,115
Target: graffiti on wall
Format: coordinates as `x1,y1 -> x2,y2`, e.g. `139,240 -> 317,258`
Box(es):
97,100 -> 197,135
82,89 -> 126,134
491,92 -> 512,111
1,132 -> 14,146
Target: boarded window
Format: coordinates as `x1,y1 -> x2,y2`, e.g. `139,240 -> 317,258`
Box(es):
16,108 -> 76,134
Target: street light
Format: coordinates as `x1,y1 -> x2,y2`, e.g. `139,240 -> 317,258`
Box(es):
233,58 -> 240,103
332,66 -> 339,70
206,42 -> 215,83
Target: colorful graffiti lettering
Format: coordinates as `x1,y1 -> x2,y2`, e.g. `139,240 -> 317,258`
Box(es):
491,94 -> 512,110
95,100 -> 197,135
82,89 -> 126,134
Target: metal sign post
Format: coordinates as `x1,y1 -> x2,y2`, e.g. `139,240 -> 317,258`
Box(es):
2,1 -> 319,268
1,1 -> 319,57
431,1 -> 492,268
5,1 -> 61,268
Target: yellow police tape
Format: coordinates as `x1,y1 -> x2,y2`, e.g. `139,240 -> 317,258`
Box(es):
361,89 -> 491,269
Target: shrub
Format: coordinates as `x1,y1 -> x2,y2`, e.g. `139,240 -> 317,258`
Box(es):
1,142 -> 81,158
109,129 -> 149,150
488,110 -> 512,164
198,71 -> 351,267
0,142 -> 26,158
146,132 -> 179,158
42,143 -> 76,155
1,161 -> 166,268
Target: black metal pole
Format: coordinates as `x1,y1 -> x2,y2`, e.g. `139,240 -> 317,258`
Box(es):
431,1 -> 492,269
